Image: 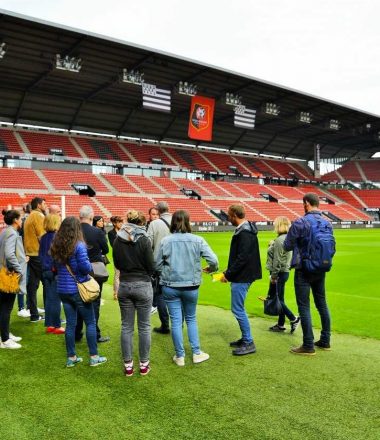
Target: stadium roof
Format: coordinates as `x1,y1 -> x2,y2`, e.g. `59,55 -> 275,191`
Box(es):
1,8 -> 380,161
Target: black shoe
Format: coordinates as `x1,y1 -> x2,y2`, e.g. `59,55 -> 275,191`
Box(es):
153,326 -> 170,334
229,338 -> 244,347
314,340 -> 331,350
290,345 -> 316,356
269,324 -> 286,332
232,342 -> 256,356
97,336 -> 110,343
290,317 -> 300,334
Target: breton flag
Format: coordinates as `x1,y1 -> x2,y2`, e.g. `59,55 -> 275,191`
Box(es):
234,105 -> 256,129
142,83 -> 171,113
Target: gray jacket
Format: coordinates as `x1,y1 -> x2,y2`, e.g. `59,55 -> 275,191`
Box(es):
0,226 -> 27,294
266,233 -> 292,278
156,232 -> 218,287
147,213 -> 172,260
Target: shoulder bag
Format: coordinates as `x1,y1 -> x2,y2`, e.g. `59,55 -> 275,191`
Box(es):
66,264 -> 100,303
0,229 -> 21,294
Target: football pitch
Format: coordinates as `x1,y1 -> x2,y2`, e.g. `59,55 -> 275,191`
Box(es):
1,228 -> 379,440
198,228 -> 380,340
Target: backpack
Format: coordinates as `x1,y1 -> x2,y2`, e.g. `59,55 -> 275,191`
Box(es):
301,214 -> 336,273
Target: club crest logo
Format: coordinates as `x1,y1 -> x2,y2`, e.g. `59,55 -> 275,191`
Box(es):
190,103 -> 210,131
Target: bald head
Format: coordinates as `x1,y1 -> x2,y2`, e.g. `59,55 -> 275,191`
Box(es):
49,204 -> 61,216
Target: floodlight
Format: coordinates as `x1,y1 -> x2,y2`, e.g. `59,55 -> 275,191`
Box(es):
225,92 -> 242,106
122,68 -> 144,85
178,81 -> 197,96
329,119 -> 340,130
56,54 -> 82,72
264,102 -> 280,116
298,111 -> 312,124
0,42 -> 7,59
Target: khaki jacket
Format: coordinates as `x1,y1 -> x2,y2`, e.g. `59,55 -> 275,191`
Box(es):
23,209 -> 45,256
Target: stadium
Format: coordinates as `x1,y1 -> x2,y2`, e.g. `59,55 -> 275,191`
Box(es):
0,8 -> 379,440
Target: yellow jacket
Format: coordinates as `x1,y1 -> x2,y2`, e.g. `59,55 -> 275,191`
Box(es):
23,209 -> 45,256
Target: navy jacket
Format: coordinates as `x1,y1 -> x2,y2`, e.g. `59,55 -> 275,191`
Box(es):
39,231 -> 55,272
81,223 -> 109,263
56,241 -> 92,294
224,221 -> 262,283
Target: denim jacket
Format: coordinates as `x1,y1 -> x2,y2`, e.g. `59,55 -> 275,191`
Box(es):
155,232 -> 218,287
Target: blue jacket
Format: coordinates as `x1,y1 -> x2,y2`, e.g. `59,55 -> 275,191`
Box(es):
156,232 -> 218,287
55,241 -> 92,294
39,231 -> 55,272
284,210 -> 322,270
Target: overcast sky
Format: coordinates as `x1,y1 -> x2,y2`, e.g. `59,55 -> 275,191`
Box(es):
1,0 -> 379,117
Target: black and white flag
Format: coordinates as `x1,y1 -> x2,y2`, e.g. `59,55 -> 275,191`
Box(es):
142,83 -> 171,113
234,105 -> 256,129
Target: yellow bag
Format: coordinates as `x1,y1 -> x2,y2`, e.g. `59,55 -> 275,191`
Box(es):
77,276 -> 100,303
66,265 -> 100,303
0,266 -> 21,294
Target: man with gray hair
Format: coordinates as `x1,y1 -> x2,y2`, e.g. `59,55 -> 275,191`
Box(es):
147,201 -> 172,334
76,205 -> 110,343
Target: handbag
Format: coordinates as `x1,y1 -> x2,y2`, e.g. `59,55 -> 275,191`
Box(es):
258,281 -> 283,316
66,265 -> 100,303
0,229 -> 21,294
91,261 -> 109,283
0,266 -> 21,294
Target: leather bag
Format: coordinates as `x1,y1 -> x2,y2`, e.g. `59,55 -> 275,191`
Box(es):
66,265 -> 100,303
91,261 -> 109,283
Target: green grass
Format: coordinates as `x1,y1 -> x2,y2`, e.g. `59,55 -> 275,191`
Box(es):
198,228 -> 380,340
1,229 -> 379,439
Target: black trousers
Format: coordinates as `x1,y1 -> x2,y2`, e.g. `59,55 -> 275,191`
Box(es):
152,276 -> 170,330
75,280 -> 103,340
26,256 -> 42,320
0,292 -> 16,342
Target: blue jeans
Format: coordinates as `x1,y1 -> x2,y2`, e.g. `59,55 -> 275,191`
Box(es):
267,272 -> 296,327
118,281 -> 153,363
59,293 -> 98,357
231,282 -> 253,344
294,270 -> 331,349
42,271 -> 61,328
163,286 -> 201,358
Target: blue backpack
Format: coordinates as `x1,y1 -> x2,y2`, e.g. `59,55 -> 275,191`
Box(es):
301,214 -> 336,273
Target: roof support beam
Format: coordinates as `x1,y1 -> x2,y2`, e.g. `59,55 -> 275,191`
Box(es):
259,135 -> 277,154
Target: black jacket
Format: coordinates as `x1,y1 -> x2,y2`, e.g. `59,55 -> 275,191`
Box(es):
113,223 -> 155,282
224,221 -> 262,283
81,223 -> 109,263
108,228 -> 117,249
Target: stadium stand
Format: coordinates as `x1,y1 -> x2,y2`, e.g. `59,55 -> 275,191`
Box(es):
19,131 -> 82,158
0,129 -> 24,153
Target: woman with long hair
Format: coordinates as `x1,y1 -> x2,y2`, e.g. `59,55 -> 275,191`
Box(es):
39,214 -> 64,334
156,210 -> 218,367
50,216 -> 107,367
0,209 -> 27,349
113,210 -> 155,376
266,216 -> 300,333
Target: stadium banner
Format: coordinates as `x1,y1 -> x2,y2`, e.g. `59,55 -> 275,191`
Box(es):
142,83 -> 171,113
188,96 -> 215,141
234,105 -> 256,129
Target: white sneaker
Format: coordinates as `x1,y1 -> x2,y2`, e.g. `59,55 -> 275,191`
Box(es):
1,339 -> 22,349
151,306 -> 158,315
173,355 -> 185,367
9,333 -> 22,342
37,308 -> 45,314
193,351 -> 210,364
17,309 -> 31,318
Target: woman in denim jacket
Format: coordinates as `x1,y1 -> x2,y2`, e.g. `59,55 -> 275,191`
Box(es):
156,210 -> 218,367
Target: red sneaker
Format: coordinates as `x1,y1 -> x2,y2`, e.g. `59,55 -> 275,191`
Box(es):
53,327 -> 65,334
46,327 -> 55,333
124,361 -> 134,377
139,361 -> 150,376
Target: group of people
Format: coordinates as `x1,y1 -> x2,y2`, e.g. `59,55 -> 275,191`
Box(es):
0,192 -> 333,374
